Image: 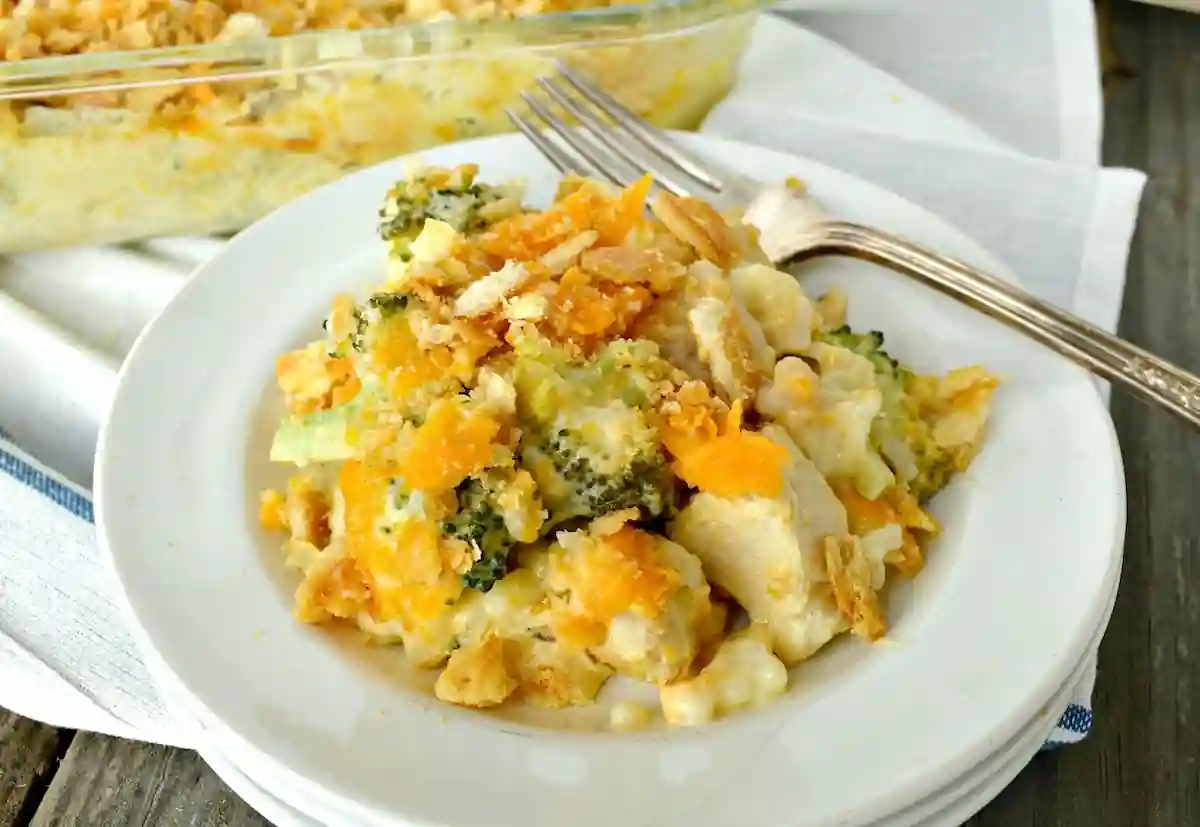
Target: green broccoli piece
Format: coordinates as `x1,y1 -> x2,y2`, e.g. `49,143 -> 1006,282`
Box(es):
377,168 -> 513,249
819,325 -> 915,480
343,291 -> 416,354
365,291 -> 412,316
818,325 -> 962,502
535,430 -> 676,524
819,325 -> 910,383
908,453 -> 959,503
511,336 -> 678,525
440,478 -> 516,593
820,326 -> 883,353
269,406 -> 358,466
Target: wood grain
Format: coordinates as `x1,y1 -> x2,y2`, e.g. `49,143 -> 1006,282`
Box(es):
968,1 -> 1200,824
28,733 -> 269,827
0,714 -> 72,827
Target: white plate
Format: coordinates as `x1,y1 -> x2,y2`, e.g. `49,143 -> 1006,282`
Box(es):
96,132 -> 1125,827
888,558 -> 1121,827
151,563 -> 1121,827
172,640 -> 1088,827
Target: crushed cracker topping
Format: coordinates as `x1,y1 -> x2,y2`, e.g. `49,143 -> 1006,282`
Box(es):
0,0 -> 622,62
824,535 -> 886,641
260,165 -> 998,728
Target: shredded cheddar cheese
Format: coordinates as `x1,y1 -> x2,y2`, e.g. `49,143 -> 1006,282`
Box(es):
556,525 -> 679,623
258,489 -> 286,533
261,166 -> 998,728
664,400 -> 787,498
401,401 -> 500,492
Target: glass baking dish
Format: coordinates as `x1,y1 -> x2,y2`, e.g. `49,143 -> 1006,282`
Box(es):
0,0 -> 763,253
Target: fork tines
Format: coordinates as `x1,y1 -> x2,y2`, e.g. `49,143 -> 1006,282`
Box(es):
506,62 -> 733,202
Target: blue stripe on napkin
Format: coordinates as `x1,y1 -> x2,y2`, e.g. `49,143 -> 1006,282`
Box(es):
0,431 -> 94,523
1040,703 -> 1094,750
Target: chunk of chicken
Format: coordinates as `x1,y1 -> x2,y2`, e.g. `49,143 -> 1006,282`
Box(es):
684,261 -> 775,402
670,425 -> 887,665
728,263 -> 815,354
757,352 -> 894,500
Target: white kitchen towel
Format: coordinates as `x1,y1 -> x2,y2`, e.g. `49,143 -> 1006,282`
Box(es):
781,0 -> 1105,166
0,8 -> 1144,749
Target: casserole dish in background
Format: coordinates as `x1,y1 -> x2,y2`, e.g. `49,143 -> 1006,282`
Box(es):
0,0 -> 762,253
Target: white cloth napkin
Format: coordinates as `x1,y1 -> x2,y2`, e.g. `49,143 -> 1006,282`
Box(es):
781,0 -> 1105,166
0,4 -> 1145,753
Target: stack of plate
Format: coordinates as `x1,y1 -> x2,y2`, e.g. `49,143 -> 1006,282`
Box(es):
95,133 -> 1125,827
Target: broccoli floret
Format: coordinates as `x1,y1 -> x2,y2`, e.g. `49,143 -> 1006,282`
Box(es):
461,552 -> 509,593
344,291 -> 417,353
819,325 -> 909,382
366,291 -> 412,316
511,335 -> 677,525
378,167 -> 513,246
909,452 -> 959,503
821,326 -> 884,353
323,305 -> 366,358
441,478 -> 516,593
535,430 -> 675,524
349,307 -> 367,353
819,326 -> 913,423
818,325 -> 961,502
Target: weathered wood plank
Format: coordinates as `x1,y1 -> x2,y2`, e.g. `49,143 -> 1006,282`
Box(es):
1130,0 -> 1200,14
969,1 -> 1200,825
29,734 -> 269,827
1113,4 -> 1200,825
0,714 -> 72,827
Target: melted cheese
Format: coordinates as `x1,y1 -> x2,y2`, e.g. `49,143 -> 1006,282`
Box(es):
400,400 -> 500,491
663,400 -> 788,498
549,523 -> 720,685
659,624 -> 788,726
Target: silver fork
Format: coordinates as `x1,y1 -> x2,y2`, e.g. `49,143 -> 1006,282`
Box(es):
507,62 -> 1200,431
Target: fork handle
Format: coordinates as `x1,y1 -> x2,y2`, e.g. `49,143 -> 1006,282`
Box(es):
790,221 -> 1200,430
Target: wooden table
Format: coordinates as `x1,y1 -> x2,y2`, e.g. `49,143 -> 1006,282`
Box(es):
2,2 -> 1197,824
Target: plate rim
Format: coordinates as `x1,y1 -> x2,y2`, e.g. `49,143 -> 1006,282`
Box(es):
95,130 -> 1127,827
154,560 -> 1121,827
140,535 -> 1125,827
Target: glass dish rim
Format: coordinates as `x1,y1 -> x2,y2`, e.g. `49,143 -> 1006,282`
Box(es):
0,0 -> 766,100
